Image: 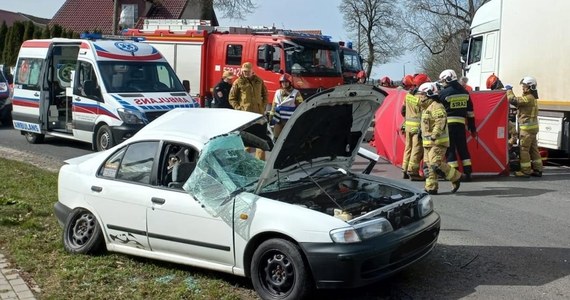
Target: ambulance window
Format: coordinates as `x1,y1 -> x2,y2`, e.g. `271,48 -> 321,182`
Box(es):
15,58 -> 43,91
74,61 -> 102,101
226,44 -> 242,66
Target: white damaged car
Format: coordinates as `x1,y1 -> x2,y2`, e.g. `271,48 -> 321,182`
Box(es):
55,84 -> 440,300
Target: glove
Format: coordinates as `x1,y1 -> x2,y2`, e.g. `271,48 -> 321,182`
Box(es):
505,84 -> 513,90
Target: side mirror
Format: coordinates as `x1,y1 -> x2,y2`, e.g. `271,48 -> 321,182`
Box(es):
183,80 -> 190,93
460,38 -> 469,63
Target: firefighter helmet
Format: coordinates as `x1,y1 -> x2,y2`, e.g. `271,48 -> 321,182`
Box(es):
520,76 -> 537,89
413,73 -> 430,86
486,74 -> 499,89
402,74 -> 414,87
439,69 -> 457,82
279,73 -> 293,83
379,76 -> 392,86
357,70 -> 366,79
418,82 -> 438,96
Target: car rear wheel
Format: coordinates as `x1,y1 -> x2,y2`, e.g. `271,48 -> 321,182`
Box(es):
251,239 -> 312,300
96,125 -> 114,151
24,132 -> 44,144
63,208 -> 105,254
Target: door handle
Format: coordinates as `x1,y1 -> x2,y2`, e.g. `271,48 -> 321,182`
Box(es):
151,197 -> 166,205
74,97 -> 81,101
34,92 -> 39,97
91,186 -> 102,192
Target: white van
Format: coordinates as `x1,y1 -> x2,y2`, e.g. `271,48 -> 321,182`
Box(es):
11,36 -> 198,151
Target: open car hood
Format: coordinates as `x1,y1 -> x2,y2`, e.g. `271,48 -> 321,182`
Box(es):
255,84 -> 386,192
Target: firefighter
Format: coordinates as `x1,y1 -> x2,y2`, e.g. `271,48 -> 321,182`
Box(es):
402,74 -> 415,90
401,73 -> 430,180
486,73 -> 504,90
356,70 -> 366,84
210,70 -> 235,108
438,69 -> 477,181
419,82 -> 462,194
229,62 -> 269,160
268,73 -> 303,139
506,76 -> 543,177
486,74 -> 517,149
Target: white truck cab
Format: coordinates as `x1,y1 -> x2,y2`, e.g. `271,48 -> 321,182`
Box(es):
12,35 -> 198,151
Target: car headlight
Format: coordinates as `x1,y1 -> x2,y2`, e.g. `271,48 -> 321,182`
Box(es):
117,108 -> 145,124
330,218 -> 393,243
418,195 -> 433,217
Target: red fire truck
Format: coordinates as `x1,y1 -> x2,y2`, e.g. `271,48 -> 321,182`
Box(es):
338,41 -> 364,84
124,19 -> 344,106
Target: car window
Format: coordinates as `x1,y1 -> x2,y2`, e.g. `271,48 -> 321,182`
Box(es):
99,142 -> 158,184
159,142 -> 198,189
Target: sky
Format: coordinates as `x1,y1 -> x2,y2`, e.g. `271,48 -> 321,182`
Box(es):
0,0 -> 419,80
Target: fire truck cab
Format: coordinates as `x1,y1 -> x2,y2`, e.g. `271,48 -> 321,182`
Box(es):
124,19 -> 344,106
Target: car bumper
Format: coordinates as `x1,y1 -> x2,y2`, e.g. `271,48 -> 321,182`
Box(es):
110,124 -> 145,145
299,212 -> 440,289
54,201 -> 72,228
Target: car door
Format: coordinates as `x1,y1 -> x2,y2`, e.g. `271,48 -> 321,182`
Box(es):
145,142 -> 235,268
72,60 -> 103,135
89,141 -> 160,251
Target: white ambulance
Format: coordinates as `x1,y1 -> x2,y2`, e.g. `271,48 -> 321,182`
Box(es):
11,35 -> 199,151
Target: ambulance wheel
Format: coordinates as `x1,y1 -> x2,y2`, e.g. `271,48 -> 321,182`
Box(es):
24,132 -> 44,144
95,125 -> 114,152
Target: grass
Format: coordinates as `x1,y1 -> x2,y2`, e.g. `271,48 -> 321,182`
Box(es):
0,158 -> 257,299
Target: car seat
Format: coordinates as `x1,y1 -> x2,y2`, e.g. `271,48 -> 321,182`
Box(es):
168,162 -> 196,189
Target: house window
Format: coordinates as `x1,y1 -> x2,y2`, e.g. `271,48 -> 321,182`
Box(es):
119,4 -> 138,29
226,44 -> 243,66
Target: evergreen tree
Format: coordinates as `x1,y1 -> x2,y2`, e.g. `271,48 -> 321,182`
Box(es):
33,25 -> 43,39
51,24 -> 63,37
4,22 -> 26,66
0,21 -> 8,63
23,21 -> 35,41
41,25 -> 50,39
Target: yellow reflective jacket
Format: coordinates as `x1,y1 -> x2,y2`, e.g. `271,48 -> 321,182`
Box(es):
421,99 -> 450,147
228,74 -> 268,114
403,93 -> 421,133
507,90 -> 539,133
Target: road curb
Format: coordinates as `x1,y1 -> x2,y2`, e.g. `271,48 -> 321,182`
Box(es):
0,254 -> 37,300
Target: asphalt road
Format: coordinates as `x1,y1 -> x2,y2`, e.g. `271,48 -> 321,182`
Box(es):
1,125 -> 569,299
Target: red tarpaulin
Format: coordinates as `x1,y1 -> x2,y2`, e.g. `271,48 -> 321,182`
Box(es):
372,90 -> 509,176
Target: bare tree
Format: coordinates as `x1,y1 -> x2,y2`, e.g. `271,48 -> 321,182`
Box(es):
214,0 -> 258,20
339,0 -> 402,78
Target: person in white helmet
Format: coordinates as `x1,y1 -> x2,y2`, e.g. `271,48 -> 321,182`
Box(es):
419,82 -> 462,195
505,76 -> 543,177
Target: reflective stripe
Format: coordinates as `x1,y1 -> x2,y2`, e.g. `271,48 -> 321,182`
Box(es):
448,116 -> 466,124
405,94 -> 419,105
467,111 -> 475,118
520,162 -> 531,168
448,161 -> 459,167
520,124 -> 539,130
405,121 -> 420,126
446,94 -> 469,109
462,159 -> 472,166
446,167 -> 457,180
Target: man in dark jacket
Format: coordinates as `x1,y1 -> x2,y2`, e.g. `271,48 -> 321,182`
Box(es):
438,69 -> 477,181
211,71 -> 235,108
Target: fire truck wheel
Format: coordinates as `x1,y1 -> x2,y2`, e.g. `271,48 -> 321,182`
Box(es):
96,125 -> 114,152
24,132 -> 45,144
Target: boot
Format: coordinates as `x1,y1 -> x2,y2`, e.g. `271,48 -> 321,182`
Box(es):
451,178 -> 461,193
402,172 -> 410,179
530,171 -> 542,177
408,173 -> 425,181
462,173 -> 472,182
514,171 -> 530,178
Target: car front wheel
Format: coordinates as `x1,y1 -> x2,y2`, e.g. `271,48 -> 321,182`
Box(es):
63,208 -> 105,254
251,239 -> 312,300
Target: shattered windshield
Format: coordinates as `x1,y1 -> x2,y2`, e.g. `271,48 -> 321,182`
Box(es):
183,133 -> 265,215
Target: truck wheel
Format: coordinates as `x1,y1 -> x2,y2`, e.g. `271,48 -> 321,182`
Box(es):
24,132 -> 45,144
251,239 -> 312,300
63,208 -> 105,254
96,125 -> 114,151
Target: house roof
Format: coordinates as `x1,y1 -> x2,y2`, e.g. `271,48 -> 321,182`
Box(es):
0,9 -> 50,27
50,0 -> 191,34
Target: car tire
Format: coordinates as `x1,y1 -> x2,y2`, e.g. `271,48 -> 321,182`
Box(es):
96,125 -> 114,151
24,132 -> 45,144
251,239 -> 312,300
63,208 -> 105,255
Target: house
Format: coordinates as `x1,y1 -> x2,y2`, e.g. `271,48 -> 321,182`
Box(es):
50,0 -> 218,35
0,9 -> 50,27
